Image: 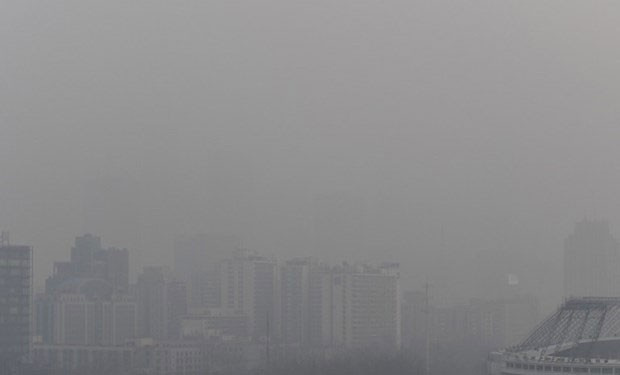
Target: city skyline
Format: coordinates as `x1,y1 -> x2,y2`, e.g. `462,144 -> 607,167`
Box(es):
3,215 -> 620,373
4,1 -> 620,374
4,2 -> 620,320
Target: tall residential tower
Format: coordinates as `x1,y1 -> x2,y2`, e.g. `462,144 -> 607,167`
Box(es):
564,220 -> 620,298
0,242 -> 32,370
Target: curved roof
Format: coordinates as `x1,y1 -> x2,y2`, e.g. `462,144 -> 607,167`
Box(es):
555,338 -> 620,359
517,297 -> 620,352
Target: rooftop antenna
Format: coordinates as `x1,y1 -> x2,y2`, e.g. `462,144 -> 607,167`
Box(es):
425,278 -> 432,375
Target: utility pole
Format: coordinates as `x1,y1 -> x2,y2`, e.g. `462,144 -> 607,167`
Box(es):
425,279 -> 431,375
266,312 -> 271,368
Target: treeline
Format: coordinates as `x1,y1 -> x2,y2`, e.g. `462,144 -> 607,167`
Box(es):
239,352 -> 422,375
15,347 -> 488,375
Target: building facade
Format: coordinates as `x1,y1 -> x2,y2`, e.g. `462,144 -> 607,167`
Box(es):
220,249 -> 279,340
305,263 -> 401,352
564,220 -> 620,298
51,293 -> 137,346
136,266 -> 187,340
46,234 -> 129,294
280,258 -> 313,349
181,308 -> 248,338
174,234 -> 240,309
0,244 -> 32,370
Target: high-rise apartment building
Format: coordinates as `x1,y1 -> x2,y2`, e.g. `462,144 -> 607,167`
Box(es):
136,266 -> 187,340
467,294 -> 539,350
51,291 -> 136,346
46,234 -> 129,294
95,247 -> 129,294
305,263 -> 401,352
0,243 -> 32,370
70,233 -> 101,273
174,234 -> 240,308
564,220 -> 620,298
280,258 -> 314,349
220,249 -> 278,340
400,290 -> 427,352
181,307 -> 248,338
38,234 -> 133,347
337,263 -> 401,350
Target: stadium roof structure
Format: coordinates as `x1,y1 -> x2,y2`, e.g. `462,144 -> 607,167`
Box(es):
488,298 -> 620,374
515,297 -> 620,355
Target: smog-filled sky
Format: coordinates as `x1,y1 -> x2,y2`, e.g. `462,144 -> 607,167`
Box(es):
2,1 -> 620,310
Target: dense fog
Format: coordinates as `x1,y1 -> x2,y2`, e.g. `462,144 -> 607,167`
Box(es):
2,1 -> 620,374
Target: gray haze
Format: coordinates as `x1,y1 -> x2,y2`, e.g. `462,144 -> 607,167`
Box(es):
2,0 -> 620,312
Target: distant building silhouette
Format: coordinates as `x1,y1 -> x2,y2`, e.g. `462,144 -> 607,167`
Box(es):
174,234 -> 240,308
467,295 -> 539,349
0,243 -> 32,371
181,307 -> 248,338
564,219 -> 620,298
400,290 -> 427,353
220,249 -> 278,340
81,176 -> 142,274
46,234 -> 129,294
50,290 -> 136,346
36,234 -> 134,347
280,257 -> 316,352
306,262 -> 401,352
136,266 -> 187,340
401,290 -> 538,363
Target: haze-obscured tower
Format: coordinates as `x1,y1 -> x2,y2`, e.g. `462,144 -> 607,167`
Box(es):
220,249 -> 278,340
46,234 -> 129,294
82,176 -> 142,276
280,258 -> 314,351
564,220 -> 620,298
174,234 -> 240,308
306,262 -> 401,351
136,266 -> 187,340
0,241 -> 32,370
400,290 -> 427,353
